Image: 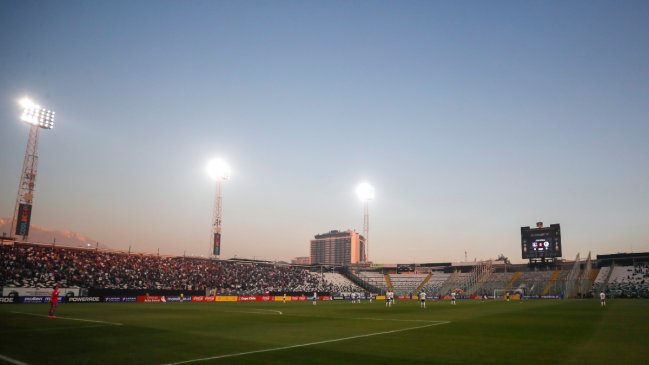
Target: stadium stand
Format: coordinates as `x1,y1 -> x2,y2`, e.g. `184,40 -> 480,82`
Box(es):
420,272 -> 451,296
605,264 -> 649,298
0,244 -> 334,294
356,271 -> 389,293
321,272 -> 364,294
388,273 -> 428,295
3,242 -> 646,299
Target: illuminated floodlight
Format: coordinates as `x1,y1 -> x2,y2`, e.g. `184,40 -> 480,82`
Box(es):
356,182 -> 375,202
206,158 -> 231,180
19,98 -> 55,129
19,97 -> 38,109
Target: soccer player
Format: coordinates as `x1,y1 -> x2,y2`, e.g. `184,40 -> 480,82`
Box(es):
283,293 -> 287,303
48,284 -> 60,318
368,292 -> 373,303
179,292 -> 184,302
600,291 -> 607,307
312,291 -> 317,305
505,291 -> 510,302
450,291 -> 456,305
420,290 -> 426,308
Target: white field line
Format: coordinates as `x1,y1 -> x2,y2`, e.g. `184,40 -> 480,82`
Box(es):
0,354 -> 30,365
159,320 -> 450,365
10,311 -> 123,326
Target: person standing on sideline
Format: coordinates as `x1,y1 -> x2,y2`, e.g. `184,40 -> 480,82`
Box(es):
420,290 -> 427,308
600,291 -> 607,307
48,284 -> 60,318
312,291 -> 317,305
451,291 -> 456,305
506,292 -> 510,302
283,293 -> 287,303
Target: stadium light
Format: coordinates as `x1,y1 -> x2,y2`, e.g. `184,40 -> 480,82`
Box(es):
356,182 -> 375,202
206,158 -> 231,181
356,182 -> 375,264
207,158 -> 231,259
19,97 -> 55,129
10,96 -> 56,241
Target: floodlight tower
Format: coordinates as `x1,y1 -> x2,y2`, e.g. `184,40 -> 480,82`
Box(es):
356,182 -> 375,263
10,98 -> 55,241
206,158 -> 231,259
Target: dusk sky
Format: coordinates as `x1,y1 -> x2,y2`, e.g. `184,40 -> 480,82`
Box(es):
1,0 -> 648,264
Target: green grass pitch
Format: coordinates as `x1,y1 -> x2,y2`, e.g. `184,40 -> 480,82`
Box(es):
1,299 -> 647,364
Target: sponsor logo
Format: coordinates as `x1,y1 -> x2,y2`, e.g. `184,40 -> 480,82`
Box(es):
122,297 -> 137,302
192,296 -> 205,302
67,297 -> 101,303
21,296 -> 49,304
238,296 -> 257,301
104,297 -> 122,303
0,297 -> 16,304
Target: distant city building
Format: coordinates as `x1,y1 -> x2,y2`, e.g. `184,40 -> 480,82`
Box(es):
291,256 -> 310,265
310,229 -> 365,266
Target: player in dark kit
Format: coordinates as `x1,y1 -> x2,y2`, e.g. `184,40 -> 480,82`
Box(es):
49,285 -> 60,318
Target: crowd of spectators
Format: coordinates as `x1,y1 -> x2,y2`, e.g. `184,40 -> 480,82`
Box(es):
0,243 -> 342,294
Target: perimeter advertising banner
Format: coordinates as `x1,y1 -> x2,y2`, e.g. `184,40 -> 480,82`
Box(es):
104,296 -> 137,303
18,296 -> 59,304
15,203 -> 32,236
238,296 -> 257,301
0,296 -> 18,304
215,296 -> 238,302
137,296 -> 163,303
66,297 -> 101,303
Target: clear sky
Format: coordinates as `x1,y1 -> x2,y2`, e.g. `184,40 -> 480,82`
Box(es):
1,0 -> 648,264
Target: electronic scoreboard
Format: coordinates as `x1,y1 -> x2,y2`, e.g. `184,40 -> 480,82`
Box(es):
521,223 -> 562,259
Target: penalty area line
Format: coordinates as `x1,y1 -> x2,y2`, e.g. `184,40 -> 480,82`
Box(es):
159,320 -> 450,365
10,312 -> 123,326
0,354 -> 30,365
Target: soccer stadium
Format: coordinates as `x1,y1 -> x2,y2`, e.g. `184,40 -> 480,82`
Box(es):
2,1 -> 649,365
1,239 -> 649,364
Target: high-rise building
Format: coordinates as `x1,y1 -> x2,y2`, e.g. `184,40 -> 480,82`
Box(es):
310,230 -> 365,266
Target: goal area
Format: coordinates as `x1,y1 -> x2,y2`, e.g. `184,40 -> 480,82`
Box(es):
493,289 -> 523,300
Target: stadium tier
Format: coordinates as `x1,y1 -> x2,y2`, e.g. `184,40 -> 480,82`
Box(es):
1,243 -> 648,298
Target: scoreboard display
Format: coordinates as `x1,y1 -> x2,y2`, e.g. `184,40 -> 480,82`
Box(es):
521,224 -> 562,259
